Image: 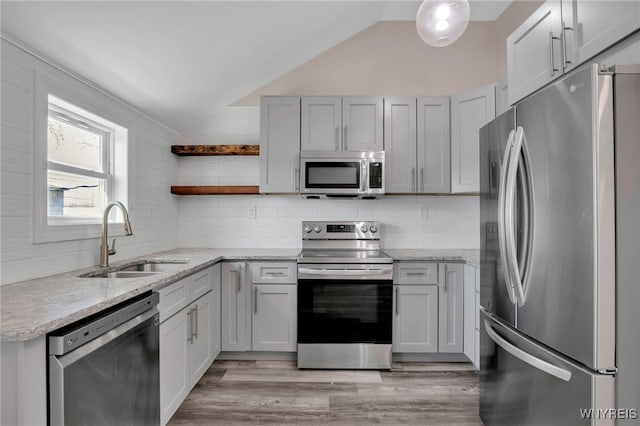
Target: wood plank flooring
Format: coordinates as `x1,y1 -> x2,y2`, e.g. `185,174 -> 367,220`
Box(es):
168,360 -> 483,425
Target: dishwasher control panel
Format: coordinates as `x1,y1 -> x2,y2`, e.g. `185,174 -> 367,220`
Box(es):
48,292 -> 159,356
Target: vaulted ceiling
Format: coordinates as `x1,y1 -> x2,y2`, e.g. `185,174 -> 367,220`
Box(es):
1,1 -> 511,132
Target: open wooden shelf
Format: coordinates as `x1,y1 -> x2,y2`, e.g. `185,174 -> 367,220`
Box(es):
171,144 -> 259,156
170,185 -> 260,195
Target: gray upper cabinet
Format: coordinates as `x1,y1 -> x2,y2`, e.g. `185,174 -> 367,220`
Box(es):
507,0 -> 640,105
384,97 -> 417,193
384,97 -> 449,194
507,1 -> 563,105
450,84 -> 495,193
562,0 -> 640,69
301,96 -> 383,151
259,96 -> 301,193
417,97 -> 450,193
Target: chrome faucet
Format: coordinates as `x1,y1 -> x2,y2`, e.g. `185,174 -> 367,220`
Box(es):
100,201 -> 133,267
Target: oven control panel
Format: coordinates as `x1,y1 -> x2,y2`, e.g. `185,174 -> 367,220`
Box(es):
302,221 -> 380,240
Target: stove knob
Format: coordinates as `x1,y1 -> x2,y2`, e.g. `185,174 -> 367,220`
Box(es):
313,225 -> 322,233
303,225 -> 312,233
369,224 -> 378,233
360,225 -> 368,233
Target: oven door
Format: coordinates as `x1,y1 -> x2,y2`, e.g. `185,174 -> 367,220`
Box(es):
300,158 -> 365,196
297,264 -> 392,344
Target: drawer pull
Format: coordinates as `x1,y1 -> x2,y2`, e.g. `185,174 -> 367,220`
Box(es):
406,272 -> 426,276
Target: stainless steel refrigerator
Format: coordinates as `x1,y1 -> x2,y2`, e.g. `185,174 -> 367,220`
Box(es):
479,64 -> 640,425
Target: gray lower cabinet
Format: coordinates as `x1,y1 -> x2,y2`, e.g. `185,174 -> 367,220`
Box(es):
222,261 -> 298,353
159,264 -> 220,425
251,284 -> 297,351
393,262 -> 466,355
438,263 -> 464,353
463,264 -> 480,369
392,284 -> 438,352
221,262 -> 250,351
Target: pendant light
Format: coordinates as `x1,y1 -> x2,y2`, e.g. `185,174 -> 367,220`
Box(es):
416,0 -> 471,47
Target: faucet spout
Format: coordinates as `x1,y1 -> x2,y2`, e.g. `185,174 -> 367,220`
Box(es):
100,201 -> 133,267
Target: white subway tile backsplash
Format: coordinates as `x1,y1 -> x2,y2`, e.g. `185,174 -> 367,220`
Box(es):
179,194 -> 479,250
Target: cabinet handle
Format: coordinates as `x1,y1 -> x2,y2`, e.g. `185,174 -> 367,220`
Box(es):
294,166 -> 300,191
395,287 -> 399,315
254,287 -> 259,314
343,125 -> 348,150
236,265 -> 242,293
549,32 -> 560,76
194,304 -> 199,340
265,272 -> 285,276
420,168 -> 425,193
335,126 -> 340,150
187,309 -> 193,344
411,168 -> 416,192
444,264 -> 449,293
406,272 -> 425,276
561,24 -> 573,70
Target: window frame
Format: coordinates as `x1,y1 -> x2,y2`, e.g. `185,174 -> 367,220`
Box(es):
34,71 -> 132,243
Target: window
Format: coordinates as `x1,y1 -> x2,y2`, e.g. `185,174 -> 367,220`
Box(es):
34,71 -> 130,243
47,97 -> 112,221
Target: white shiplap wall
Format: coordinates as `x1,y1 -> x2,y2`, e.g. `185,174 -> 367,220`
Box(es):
0,39 -> 180,285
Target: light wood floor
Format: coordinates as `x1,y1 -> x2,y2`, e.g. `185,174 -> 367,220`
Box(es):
168,360 -> 483,425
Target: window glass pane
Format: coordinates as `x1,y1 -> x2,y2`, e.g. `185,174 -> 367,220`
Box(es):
48,170 -> 106,218
48,116 -> 103,171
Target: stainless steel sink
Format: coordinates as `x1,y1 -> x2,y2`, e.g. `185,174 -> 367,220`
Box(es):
89,271 -> 161,279
118,261 -> 188,273
81,260 -> 189,278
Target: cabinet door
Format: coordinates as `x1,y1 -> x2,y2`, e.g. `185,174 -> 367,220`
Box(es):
417,96 -> 450,193
507,0 -> 562,105
251,284 -> 297,352
160,310 -> 189,425
384,97 -> 417,193
438,263 -> 464,353
301,97 -> 342,151
463,264 -> 476,366
450,84 -> 495,193
188,291 -> 215,388
392,285 -> 438,353
259,96 -> 301,193
342,96 -> 384,151
211,263 -> 221,359
562,0 -> 640,70
221,262 -> 248,351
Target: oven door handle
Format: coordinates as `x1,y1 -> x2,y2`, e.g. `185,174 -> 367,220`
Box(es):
298,267 -> 392,280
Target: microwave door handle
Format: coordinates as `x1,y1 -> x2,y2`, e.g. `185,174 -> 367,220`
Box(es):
361,160 -> 367,192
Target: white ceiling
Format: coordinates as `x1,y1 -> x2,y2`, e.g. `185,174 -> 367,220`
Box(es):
1,1 -> 512,132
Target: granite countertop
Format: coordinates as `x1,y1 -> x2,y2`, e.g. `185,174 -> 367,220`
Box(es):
0,248 -> 299,342
1,247 -> 479,342
384,249 -> 480,266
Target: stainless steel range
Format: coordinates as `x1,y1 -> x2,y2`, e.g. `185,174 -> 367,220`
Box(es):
297,221 -> 393,369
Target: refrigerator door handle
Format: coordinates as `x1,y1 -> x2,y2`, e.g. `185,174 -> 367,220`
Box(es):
498,129 -> 517,304
484,319 -> 572,382
504,126 -> 527,306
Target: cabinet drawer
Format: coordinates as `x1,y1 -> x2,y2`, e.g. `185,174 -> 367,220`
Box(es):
158,278 -> 190,322
190,268 -> 214,301
394,262 -> 438,284
251,262 -> 297,283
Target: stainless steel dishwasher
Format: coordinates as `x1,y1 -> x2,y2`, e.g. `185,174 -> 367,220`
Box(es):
48,292 -> 160,426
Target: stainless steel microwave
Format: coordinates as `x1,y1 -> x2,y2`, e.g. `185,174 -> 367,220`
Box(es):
299,151 -> 385,199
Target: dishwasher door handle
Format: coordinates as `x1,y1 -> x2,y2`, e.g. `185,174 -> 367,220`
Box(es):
53,307 -> 158,366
